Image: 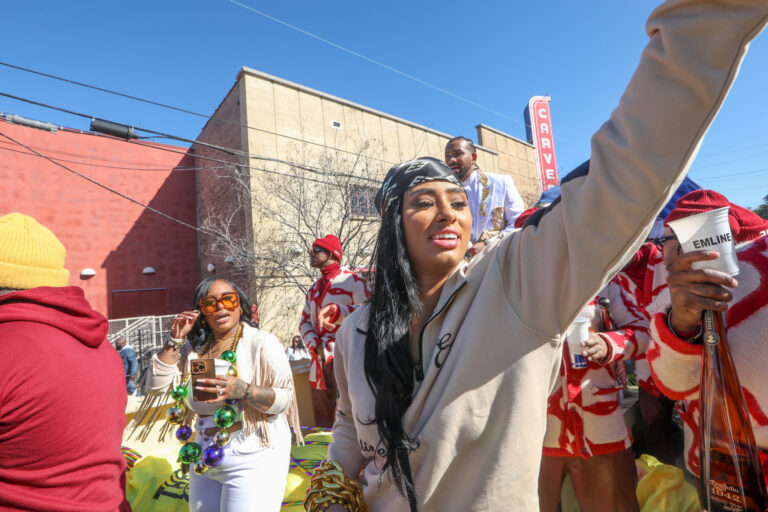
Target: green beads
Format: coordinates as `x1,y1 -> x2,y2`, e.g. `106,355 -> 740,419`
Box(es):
179,442 -> 202,464
214,429 -> 230,446
170,385 -> 188,401
214,405 -> 237,429
166,404 -> 186,425
221,350 -> 237,363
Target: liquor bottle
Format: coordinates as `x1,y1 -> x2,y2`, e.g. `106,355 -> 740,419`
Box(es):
699,309 -> 768,512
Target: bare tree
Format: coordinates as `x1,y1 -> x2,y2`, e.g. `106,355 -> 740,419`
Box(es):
198,140 -> 383,331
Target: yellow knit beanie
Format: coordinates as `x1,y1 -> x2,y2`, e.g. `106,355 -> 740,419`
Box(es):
0,213 -> 69,289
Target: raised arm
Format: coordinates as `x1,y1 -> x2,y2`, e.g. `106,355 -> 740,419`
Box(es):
500,1 -> 768,338
145,310 -> 199,392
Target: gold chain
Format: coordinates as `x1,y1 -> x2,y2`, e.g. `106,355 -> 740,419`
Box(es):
198,323 -> 243,359
305,460 -> 367,511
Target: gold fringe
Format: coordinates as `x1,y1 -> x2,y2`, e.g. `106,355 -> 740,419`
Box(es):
127,332 -> 304,447
242,343 -> 304,446
126,349 -> 193,443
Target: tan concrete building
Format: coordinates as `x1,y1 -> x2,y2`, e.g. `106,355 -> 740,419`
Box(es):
194,67 -> 541,342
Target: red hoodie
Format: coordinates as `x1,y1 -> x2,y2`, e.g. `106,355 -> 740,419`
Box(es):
0,287 -> 127,511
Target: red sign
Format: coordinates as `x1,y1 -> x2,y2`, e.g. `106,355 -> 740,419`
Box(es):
527,96 -> 559,192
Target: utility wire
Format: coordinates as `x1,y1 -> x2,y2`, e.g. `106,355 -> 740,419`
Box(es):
0,130 -> 212,236
227,2 -> 538,133
2,125 -> 357,189
0,92 -> 381,184
0,61 -> 208,119
0,60 -> 499,165
694,166 -> 768,182
0,143 -> 231,172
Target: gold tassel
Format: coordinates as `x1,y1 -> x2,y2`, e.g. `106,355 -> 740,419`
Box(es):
242,344 -> 304,446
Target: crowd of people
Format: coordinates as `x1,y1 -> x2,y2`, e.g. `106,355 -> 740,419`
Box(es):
1,1 -> 768,511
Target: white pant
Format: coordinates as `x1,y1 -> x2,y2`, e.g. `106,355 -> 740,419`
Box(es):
188,415 -> 291,512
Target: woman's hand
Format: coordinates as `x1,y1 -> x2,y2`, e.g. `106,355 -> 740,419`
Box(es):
196,376 -> 277,412
581,332 -> 609,363
318,303 -> 340,332
196,375 -> 248,403
666,250 -> 737,333
170,310 -> 200,339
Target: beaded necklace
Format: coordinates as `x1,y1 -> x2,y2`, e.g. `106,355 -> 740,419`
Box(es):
165,322 -> 243,474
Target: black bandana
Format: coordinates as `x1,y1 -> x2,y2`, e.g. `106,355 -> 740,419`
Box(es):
375,157 -> 464,217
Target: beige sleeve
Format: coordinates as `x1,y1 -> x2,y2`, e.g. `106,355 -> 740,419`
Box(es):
259,334 -> 295,415
144,343 -> 191,393
500,0 -> 768,338
327,318 -> 366,478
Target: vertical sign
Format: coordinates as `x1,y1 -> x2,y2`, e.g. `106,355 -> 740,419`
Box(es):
524,96 -> 559,192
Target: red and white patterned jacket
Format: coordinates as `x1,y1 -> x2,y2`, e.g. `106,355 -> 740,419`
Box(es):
648,235 -> 768,478
602,243 -> 670,395
300,265 -> 369,390
544,245 -> 668,459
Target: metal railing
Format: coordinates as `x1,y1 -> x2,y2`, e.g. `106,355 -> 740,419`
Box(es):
108,315 -> 174,379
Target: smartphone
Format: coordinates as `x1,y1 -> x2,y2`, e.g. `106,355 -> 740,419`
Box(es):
190,358 -> 217,402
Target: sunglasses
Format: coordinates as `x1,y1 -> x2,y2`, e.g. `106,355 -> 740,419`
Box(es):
311,246 -> 329,255
199,292 -> 240,316
652,234 -> 677,250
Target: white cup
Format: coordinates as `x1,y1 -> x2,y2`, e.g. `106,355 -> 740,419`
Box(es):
566,316 -> 590,369
214,358 -> 231,378
667,206 -> 739,276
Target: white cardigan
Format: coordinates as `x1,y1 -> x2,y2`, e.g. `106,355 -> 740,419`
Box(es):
147,323 -> 294,417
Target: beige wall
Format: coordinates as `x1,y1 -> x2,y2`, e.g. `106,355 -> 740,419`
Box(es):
194,80 -> 256,298
195,67 -> 542,343
476,124 -> 540,205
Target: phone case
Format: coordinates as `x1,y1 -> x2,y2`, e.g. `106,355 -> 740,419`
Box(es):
190,358 -> 217,402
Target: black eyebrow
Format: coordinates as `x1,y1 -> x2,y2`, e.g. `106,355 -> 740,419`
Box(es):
407,187 -> 436,197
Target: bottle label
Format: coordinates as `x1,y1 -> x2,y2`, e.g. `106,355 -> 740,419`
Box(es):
704,310 -> 720,345
710,479 -> 746,511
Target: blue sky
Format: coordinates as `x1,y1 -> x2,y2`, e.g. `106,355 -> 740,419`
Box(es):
2,1 -> 766,208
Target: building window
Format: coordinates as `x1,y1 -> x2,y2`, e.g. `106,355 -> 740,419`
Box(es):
351,185 -> 377,218
332,120 -> 342,129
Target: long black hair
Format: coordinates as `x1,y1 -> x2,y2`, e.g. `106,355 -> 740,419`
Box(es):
364,193 -> 421,510
187,277 -> 255,351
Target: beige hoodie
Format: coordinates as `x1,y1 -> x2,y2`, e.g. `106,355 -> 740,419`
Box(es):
328,1 -> 768,510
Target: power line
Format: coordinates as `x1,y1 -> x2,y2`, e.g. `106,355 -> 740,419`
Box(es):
692,148 -> 768,171
0,130 -> 211,236
0,92 -> 382,185
694,166 -> 768,182
0,140 -> 226,172
226,1 -> 586,149
0,60 -> 487,166
0,61 -> 209,119
0,128 -> 382,257
2,125 -> 355,189
695,141 -> 768,160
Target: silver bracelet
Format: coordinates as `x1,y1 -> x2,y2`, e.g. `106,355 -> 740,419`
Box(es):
168,336 -> 185,349
666,309 -> 702,342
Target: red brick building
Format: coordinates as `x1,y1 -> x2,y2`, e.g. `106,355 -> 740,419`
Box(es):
0,117 -> 199,318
